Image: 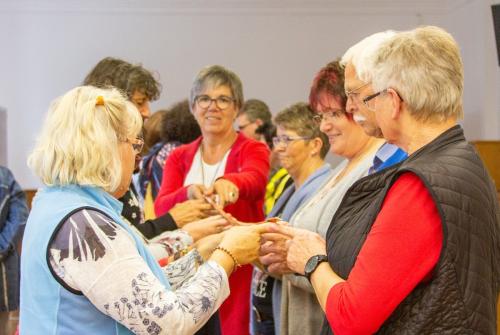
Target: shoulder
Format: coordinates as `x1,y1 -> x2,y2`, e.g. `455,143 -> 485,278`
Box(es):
50,207 -> 121,262
57,207 -> 119,236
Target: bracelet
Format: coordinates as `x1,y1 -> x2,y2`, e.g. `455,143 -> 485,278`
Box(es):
213,246 -> 240,272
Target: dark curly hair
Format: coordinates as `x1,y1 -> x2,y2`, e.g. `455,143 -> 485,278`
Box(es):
160,100 -> 201,144
83,57 -> 161,101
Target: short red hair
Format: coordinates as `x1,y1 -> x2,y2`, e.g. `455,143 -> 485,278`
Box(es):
309,60 -> 352,120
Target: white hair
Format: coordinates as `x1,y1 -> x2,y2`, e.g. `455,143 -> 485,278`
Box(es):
372,26 -> 464,122
28,86 -> 142,193
340,30 -> 397,83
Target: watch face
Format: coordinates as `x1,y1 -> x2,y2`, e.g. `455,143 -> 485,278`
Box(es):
305,256 -> 319,275
304,255 -> 328,279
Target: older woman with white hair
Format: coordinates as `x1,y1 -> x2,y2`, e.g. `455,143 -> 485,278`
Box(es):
21,86 -> 269,335
272,26 -> 500,334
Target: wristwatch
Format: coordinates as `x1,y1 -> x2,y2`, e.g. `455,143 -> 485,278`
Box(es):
304,254 -> 328,280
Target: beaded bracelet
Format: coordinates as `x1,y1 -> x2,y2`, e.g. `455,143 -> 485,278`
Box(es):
214,246 -> 240,272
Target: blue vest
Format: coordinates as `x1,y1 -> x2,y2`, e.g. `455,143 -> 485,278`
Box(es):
20,185 -> 170,335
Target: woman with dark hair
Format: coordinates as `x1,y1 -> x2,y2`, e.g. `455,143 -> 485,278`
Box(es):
83,57 -> 162,227
260,60 -> 384,335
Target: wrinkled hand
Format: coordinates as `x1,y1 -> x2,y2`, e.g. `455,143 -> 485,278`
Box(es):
194,232 -> 224,261
168,199 -> 212,227
219,223 -> 272,265
182,215 -> 231,242
259,233 -> 292,275
187,184 -> 208,200
205,178 -> 239,208
269,224 -> 326,275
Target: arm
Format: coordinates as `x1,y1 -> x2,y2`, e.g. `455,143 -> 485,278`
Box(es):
48,208 -> 229,335
222,141 -> 270,201
140,200 -> 215,239
136,213 -> 178,239
320,173 -> 442,334
0,169 -> 29,255
162,249 -> 204,290
145,229 -> 193,260
272,173 -> 442,334
155,148 -> 190,216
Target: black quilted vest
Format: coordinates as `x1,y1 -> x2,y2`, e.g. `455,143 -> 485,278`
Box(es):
321,126 -> 500,335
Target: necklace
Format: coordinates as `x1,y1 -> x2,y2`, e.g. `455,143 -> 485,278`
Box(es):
199,134 -> 238,187
199,145 -> 226,187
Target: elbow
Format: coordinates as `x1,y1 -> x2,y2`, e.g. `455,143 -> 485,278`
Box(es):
327,288 -> 384,335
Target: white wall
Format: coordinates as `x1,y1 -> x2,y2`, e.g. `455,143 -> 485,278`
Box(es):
1,0 -> 499,188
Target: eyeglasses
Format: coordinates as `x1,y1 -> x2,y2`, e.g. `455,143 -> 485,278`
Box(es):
362,89 -> 387,111
362,88 -> 403,111
345,82 -> 370,104
272,135 -> 311,147
122,137 -> 144,154
195,95 -> 235,110
313,109 -> 345,124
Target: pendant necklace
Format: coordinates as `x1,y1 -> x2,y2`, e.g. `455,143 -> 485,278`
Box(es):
200,145 -> 226,187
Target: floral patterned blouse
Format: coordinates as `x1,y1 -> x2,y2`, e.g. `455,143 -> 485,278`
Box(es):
48,208 -> 229,335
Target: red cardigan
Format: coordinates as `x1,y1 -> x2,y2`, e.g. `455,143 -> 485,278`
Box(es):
155,132 -> 270,335
325,172 -> 443,334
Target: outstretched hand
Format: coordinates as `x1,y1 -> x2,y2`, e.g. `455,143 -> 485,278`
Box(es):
182,215 -> 231,241
219,223 -> 274,265
168,199 -> 212,227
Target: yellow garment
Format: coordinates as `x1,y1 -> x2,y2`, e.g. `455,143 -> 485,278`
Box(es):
143,183 -> 156,220
264,168 -> 291,216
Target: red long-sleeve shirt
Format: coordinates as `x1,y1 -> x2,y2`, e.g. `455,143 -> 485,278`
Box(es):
326,172 -> 443,334
154,133 -> 270,335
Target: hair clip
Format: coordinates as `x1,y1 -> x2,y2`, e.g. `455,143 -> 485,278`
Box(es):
96,96 -> 105,106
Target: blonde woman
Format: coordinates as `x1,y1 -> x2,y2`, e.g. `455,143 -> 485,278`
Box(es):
21,86 -> 268,335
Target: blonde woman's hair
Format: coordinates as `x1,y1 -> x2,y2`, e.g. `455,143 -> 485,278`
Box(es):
340,30 -> 397,83
28,86 -> 142,193
372,26 -> 464,122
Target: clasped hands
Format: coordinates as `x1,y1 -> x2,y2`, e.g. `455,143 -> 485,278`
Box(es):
194,218 -> 327,276
258,223 -> 327,276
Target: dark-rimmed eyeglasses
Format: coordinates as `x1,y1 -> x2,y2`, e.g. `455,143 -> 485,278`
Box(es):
195,95 -> 235,110
272,135 -> 311,147
362,88 -> 403,111
313,109 -> 345,124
